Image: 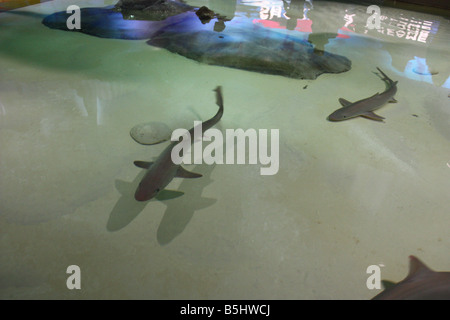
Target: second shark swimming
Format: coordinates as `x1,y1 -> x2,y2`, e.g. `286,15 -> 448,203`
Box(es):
372,255 -> 450,300
328,67 -> 398,122
133,86 -> 224,201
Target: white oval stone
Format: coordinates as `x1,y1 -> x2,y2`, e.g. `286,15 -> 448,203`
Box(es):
130,121 -> 172,145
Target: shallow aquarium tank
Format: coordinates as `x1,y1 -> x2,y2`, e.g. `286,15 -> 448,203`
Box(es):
0,0 -> 449,301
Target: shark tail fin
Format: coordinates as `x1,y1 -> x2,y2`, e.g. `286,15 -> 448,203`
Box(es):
200,86 -> 224,132
214,86 -> 224,112
375,67 -> 394,84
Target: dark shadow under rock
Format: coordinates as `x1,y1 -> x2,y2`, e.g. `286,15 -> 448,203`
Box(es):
195,6 -> 216,23
114,0 -> 193,21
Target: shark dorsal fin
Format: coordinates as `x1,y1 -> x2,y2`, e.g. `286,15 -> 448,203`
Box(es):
338,98 -> 353,107
175,166 -> 203,178
408,255 -> 432,278
134,161 -> 154,169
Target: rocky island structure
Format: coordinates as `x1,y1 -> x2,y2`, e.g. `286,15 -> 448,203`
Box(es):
42,0 -> 351,79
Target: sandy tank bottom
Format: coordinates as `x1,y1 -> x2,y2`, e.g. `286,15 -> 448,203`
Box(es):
0,0 -> 449,299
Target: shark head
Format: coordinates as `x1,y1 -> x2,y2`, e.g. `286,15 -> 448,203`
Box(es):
327,108 -> 354,121
134,167 -> 170,201
134,183 -> 161,201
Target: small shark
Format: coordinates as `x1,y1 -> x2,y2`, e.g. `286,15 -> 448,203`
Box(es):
372,255 -> 450,300
328,67 -> 398,121
133,86 -> 224,201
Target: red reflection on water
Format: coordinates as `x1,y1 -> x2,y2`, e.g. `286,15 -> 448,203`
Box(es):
253,18 -> 312,33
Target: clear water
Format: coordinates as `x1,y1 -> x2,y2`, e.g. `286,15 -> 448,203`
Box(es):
0,0 -> 449,299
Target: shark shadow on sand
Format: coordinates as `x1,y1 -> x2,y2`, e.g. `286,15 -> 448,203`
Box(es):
107,163 -> 217,245
156,163 -> 217,245
107,170 -> 184,232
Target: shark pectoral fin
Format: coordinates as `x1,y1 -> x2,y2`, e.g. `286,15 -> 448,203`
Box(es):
388,98 -> 398,103
133,161 -> 154,169
155,189 -> 185,201
338,98 -> 353,107
175,166 -> 203,178
361,111 -> 385,121
381,280 -> 397,290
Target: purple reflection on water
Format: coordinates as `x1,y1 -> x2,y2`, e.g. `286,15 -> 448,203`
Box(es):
42,6 -> 167,40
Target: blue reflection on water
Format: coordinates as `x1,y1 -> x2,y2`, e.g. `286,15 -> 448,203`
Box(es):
404,56 -> 434,84
442,76 -> 450,89
42,6 -> 163,40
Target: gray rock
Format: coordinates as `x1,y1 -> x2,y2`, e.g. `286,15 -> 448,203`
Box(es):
147,13 -> 352,80
42,2 -> 351,80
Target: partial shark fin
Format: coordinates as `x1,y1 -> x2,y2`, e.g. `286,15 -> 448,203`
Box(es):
381,280 -> 396,289
338,98 -> 352,107
361,111 -> 385,121
133,161 -> 154,169
175,166 -> 203,178
388,98 -> 398,103
407,255 -> 432,278
155,189 -> 185,201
